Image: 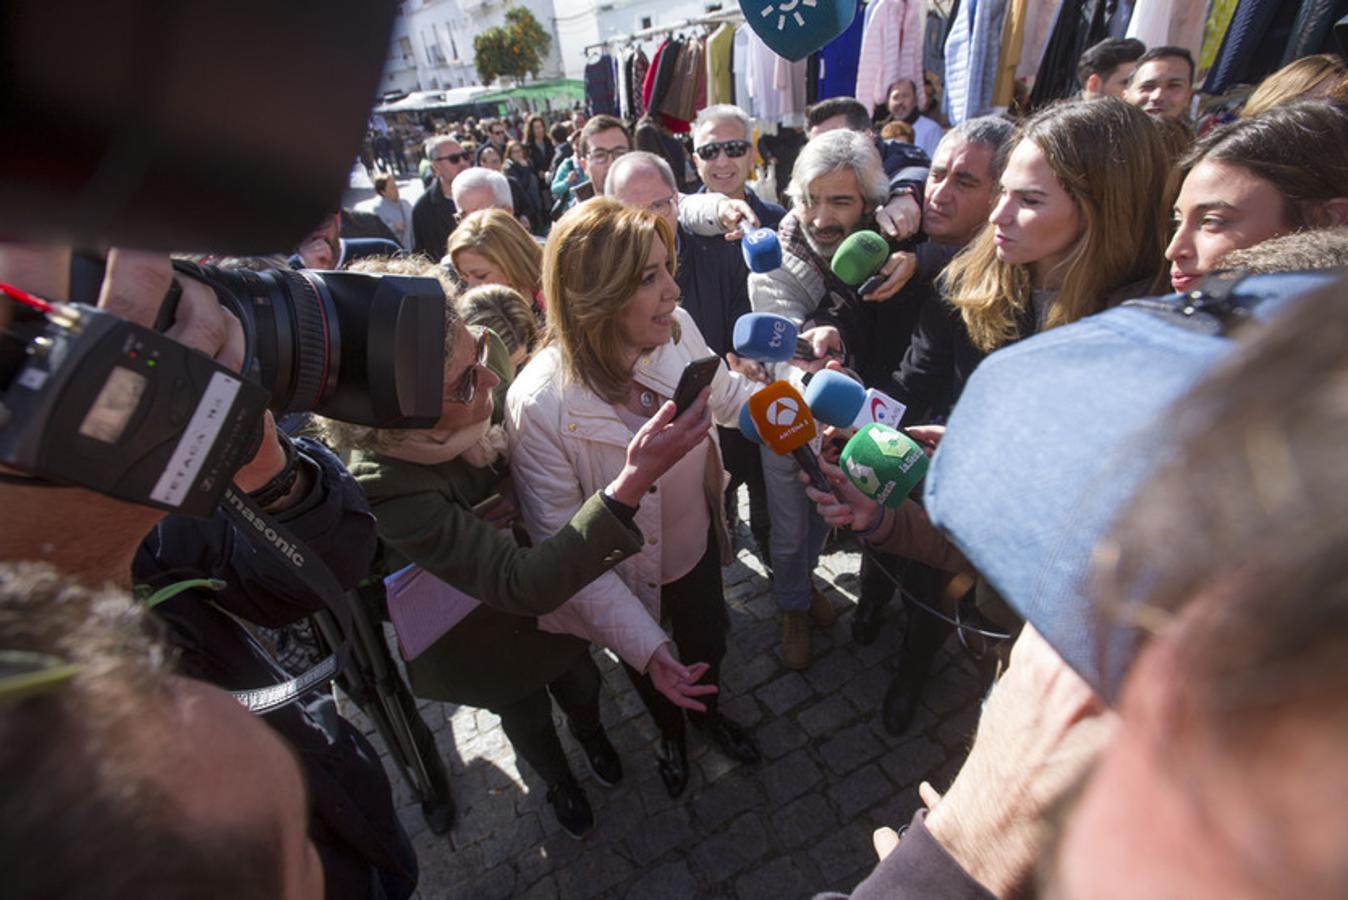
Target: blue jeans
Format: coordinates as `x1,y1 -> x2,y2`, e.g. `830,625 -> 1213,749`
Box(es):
760,444 -> 830,613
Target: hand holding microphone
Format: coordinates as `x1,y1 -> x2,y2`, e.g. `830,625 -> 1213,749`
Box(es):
801,423 -> 929,533
733,312 -> 842,367
830,231 -> 916,302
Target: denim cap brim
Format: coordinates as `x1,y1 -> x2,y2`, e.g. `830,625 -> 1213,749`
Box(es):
924,272 -> 1333,700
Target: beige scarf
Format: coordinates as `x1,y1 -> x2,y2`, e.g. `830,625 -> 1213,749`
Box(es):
382,416 -> 508,469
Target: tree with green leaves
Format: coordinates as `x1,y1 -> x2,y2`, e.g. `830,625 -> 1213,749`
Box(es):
473,7 -> 552,85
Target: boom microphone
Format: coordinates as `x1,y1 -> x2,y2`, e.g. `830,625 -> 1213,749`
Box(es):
838,424 -> 929,508
747,381 -> 830,491
804,369 -> 906,428
830,230 -> 890,296
742,228 -> 783,273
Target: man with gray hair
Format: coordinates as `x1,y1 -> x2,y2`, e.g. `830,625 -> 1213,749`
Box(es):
412,134 -> 470,257
451,166 -> 514,218
747,128 -> 906,669
692,105 -> 786,230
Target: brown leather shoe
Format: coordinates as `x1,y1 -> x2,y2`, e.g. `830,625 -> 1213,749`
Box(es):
809,587 -> 838,627
782,611 -> 811,669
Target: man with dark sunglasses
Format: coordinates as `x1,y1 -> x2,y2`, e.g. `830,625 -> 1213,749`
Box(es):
692,105 -> 786,231
412,135 -> 470,258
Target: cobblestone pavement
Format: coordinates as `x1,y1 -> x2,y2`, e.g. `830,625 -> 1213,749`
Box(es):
341,515 -> 989,899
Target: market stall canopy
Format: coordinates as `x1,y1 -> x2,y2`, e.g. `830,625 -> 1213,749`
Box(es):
473,79 -> 585,103
374,85 -> 495,113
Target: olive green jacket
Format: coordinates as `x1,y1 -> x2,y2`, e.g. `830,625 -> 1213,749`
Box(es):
350,449 -> 644,707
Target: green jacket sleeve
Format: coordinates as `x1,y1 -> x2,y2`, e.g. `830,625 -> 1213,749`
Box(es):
356,456 -> 643,618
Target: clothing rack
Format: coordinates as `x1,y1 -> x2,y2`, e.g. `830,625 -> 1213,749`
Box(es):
583,9 -> 743,55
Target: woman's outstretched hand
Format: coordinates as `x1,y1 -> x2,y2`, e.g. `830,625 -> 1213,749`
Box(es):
801,458 -> 883,533
648,643 -> 719,712
607,390 -> 713,506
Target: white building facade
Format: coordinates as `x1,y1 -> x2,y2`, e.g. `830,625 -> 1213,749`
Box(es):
382,0 -> 569,94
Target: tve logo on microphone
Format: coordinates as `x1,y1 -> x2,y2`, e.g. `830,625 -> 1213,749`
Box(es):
768,319 -> 789,353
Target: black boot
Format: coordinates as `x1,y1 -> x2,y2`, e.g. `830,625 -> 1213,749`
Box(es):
655,731 -> 690,798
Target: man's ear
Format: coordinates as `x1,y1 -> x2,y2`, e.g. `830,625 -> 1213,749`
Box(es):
1084,73 -> 1102,96
578,156 -> 589,175
1321,197 -> 1348,227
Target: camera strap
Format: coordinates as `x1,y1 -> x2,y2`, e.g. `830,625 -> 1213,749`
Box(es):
218,484 -> 355,715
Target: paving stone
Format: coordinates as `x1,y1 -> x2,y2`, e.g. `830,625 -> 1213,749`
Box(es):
755,671 -> 813,716
830,763 -> 890,820
588,782 -> 647,846
555,847 -> 637,899
690,773 -> 765,831
797,693 -> 859,737
515,837 -> 587,888
718,692 -> 763,728
624,860 -> 699,900
754,714 -> 808,760
840,664 -> 892,712
721,649 -> 778,694
516,876 -> 560,900
761,748 -> 823,804
479,810 -> 544,869
880,735 -> 948,788
934,702 -> 981,752
689,812 -> 769,885
810,824 -> 880,888
625,807 -> 694,865
735,617 -> 781,658
803,646 -> 861,694
695,744 -> 743,785
466,863 -> 517,900
819,723 -> 885,776
734,857 -> 805,899
772,792 -> 836,849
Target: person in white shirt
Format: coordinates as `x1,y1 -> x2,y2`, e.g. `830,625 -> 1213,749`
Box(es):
356,173 -> 415,252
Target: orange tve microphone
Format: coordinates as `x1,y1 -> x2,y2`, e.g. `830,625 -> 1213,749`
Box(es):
746,381 -> 831,492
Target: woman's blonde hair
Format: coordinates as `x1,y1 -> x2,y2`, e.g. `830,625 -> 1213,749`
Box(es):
944,99 -> 1171,352
1242,55 -> 1348,119
316,255 -> 461,454
447,208 -> 542,299
542,197 -> 678,403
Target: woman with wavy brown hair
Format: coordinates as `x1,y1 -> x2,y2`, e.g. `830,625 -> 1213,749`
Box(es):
506,198 -> 761,799
944,98 -> 1171,354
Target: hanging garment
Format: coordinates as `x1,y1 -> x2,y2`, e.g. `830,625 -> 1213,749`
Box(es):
806,53 -> 821,105
1199,0 -> 1241,76
650,38 -> 682,115
1029,0 -> 1110,108
1283,0 -> 1348,63
617,49 -> 634,120
733,25 -> 753,111
745,26 -> 783,122
1203,0 -> 1293,93
1015,0 -> 1064,87
585,54 -> 619,116
775,52 -> 810,128
1107,0 -> 1134,37
817,4 -> 867,100
944,0 -> 1010,122
1124,0 -> 1167,46
707,22 -> 737,104
659,37 -> 705,128
632,48 -> 650,117
856,0 -> 927,110
991,0 -> 1031,108
923,5 -> 951,78
1127,0 -> 1204,57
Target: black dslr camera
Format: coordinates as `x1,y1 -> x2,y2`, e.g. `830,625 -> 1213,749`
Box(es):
0,1 -> 446,516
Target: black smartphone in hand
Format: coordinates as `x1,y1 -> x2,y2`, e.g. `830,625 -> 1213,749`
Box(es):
672,355 -> 721,416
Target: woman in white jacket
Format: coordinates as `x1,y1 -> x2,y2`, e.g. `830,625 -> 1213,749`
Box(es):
506,198 -> 760,798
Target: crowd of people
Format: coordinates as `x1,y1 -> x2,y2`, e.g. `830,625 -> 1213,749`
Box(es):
5,27 -> 1348,900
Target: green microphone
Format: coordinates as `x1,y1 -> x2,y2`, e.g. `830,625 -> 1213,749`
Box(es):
830,230 -> 890,294
839,423 -> 929,508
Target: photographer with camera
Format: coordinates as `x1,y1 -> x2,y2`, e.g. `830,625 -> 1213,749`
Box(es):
0,245 -> 421,899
